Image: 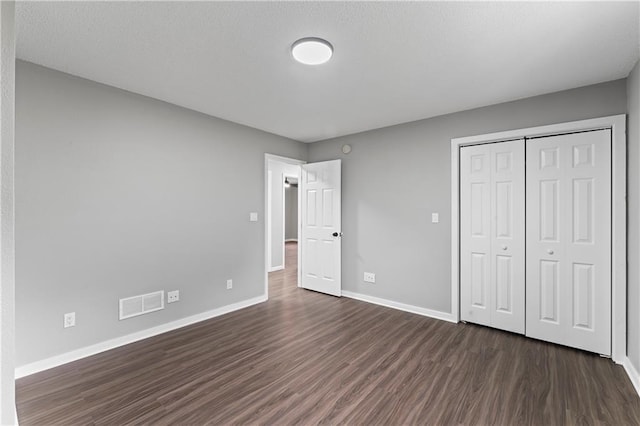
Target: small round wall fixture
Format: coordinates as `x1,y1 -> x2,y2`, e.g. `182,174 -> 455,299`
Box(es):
292,37 -> 333,65
342,144 -> 352,154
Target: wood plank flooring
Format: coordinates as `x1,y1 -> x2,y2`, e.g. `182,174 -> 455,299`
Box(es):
16,242 -> 640,425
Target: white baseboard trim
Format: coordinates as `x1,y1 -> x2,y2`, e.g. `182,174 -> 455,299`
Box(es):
15,294 -> 268,379
624,357 -> 640,398
268,265 -> 284,272
342,290 -> 457,323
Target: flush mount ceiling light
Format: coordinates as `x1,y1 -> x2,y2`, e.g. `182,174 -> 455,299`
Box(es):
291,37 -> 333,65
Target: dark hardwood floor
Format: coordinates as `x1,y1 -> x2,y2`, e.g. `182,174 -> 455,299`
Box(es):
16,241 -> 640,425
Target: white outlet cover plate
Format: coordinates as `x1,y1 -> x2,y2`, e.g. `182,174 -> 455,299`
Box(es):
167,290 -> 179,303
249,212 -> 258,222
364,272 -> 376,283
226,279 -> 233,289
431,213 -> 439,223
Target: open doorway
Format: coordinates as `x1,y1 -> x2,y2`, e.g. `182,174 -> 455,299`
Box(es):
264,154 -> 343,299
283,174 -> 298,267
265,154 -> 304,298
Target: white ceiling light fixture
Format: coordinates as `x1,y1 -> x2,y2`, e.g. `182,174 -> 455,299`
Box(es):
291,37 -> 333,65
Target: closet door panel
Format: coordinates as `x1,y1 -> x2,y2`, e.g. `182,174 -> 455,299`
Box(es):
460,140 -> 525,333
525,130 -> 611,355
460,145 -> 492,326
490,141 -> 525,334
526,136 -> 566,341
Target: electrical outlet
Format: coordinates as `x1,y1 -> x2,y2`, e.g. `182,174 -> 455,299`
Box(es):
226,279 -> 233,290
432,213 -> 439,223
167,290 -> 180,303
64,312 -> 76,328
364,272 -> 376,283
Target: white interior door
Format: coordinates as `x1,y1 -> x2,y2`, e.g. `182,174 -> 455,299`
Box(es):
526,129 -> 611,355
300,160 -> 342,297
460,140 -> 525,334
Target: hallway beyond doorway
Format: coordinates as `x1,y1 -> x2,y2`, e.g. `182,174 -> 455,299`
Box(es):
269,241 -> 298,299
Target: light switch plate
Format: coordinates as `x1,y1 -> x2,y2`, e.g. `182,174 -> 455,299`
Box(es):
249,212 -> 258,222
431,213 -> 439,223
64,312 -> 76,328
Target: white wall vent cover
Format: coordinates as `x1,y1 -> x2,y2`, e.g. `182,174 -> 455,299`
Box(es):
119,290 -> 164,320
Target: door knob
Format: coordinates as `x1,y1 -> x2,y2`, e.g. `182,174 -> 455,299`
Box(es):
501,245 -> 508,250
547,249 -> 554,255
332,232 -> 343,237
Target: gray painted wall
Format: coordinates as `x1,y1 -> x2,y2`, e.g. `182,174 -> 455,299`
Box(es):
628,59 -> 640,372
0,2 -> 16,423
15,61 -> 307,366
285,185 -> 298,241
308,79 -> 627,314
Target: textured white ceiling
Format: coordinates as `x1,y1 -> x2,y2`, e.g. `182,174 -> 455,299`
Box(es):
16,1 -> 640,142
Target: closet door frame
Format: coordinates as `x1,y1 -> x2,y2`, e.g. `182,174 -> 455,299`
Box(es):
450,114 -> 626,364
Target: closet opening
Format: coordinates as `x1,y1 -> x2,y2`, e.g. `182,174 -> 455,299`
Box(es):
450,114 -> 627,363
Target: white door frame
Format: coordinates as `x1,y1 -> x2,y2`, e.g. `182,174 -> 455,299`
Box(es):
450,114 -> 626,363
264,154 -> 306,299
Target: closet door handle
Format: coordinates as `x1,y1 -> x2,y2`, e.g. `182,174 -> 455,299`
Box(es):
547,249 -> 554,255
501,245 -> 508,250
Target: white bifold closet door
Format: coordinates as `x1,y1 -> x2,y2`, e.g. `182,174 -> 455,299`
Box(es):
460,140 -> 525,334
525,130 -> 611,356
